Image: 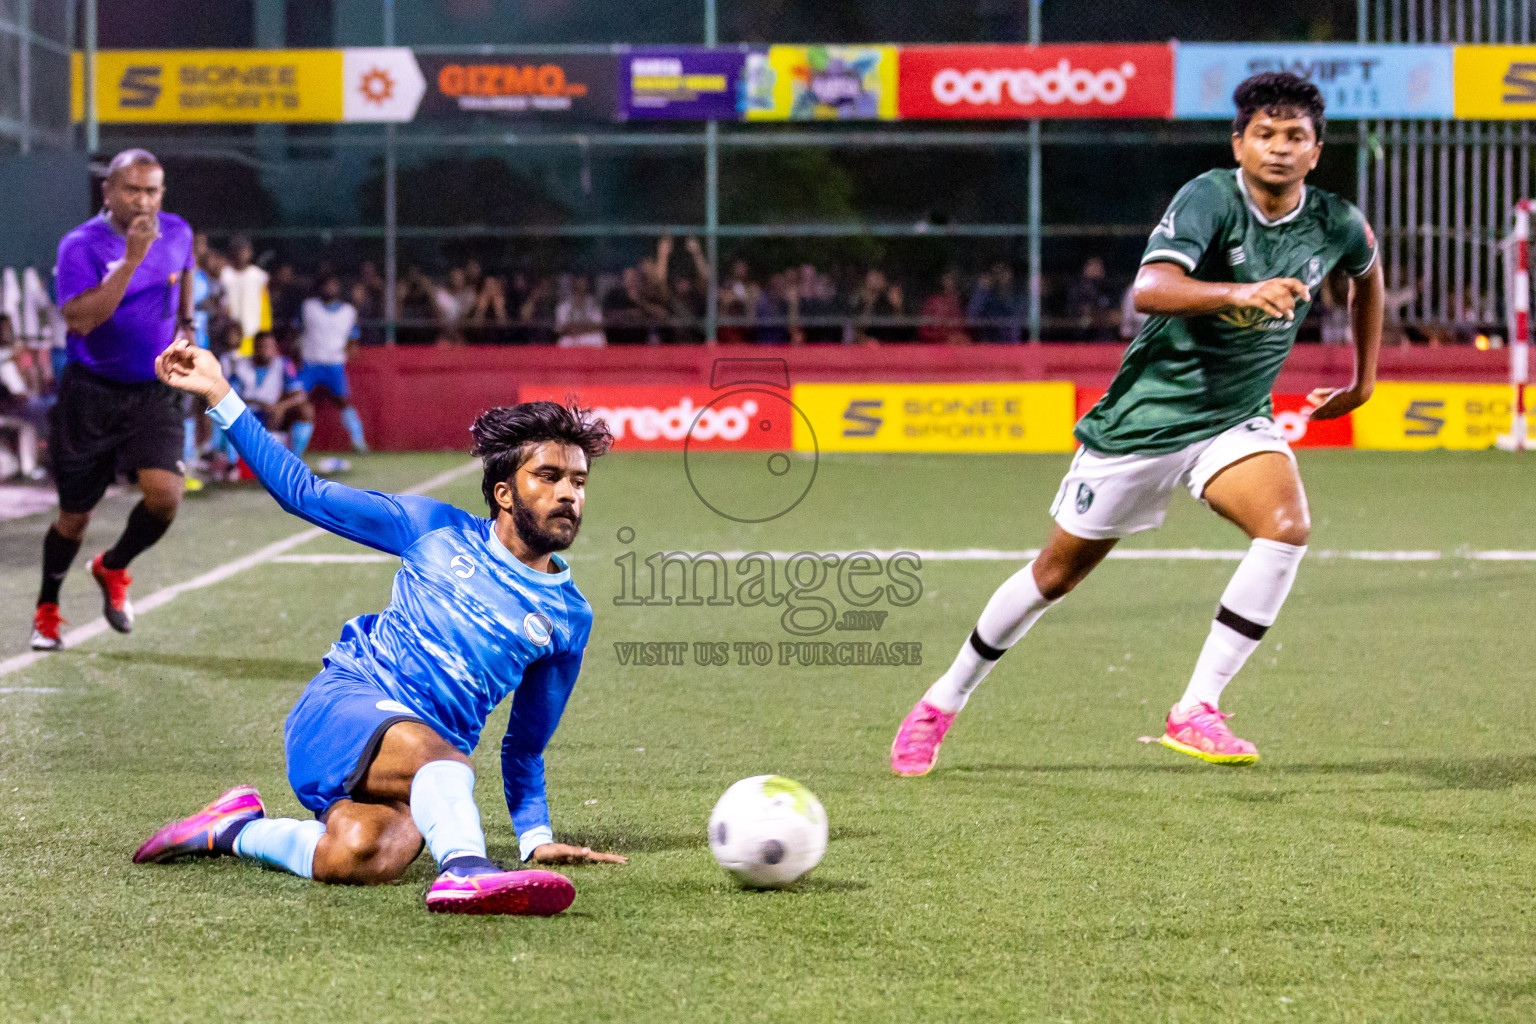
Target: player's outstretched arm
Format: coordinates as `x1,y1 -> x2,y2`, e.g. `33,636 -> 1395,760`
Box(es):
1306,259 -> 1383,421
501,651 -> 626,866
1134,262 -> 1310,322
155,339 -> 462,554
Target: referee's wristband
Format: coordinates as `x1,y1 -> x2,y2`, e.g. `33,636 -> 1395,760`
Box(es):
207,390 -> 247,429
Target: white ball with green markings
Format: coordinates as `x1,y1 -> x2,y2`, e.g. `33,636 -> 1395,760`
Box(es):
708,775 -> 828,888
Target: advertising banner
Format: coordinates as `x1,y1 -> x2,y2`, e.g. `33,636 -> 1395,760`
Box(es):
72,49 -> 345,123
1074,389 -> 1353,448
619,47 -> 743,120
72,48 -> 424,123
1175,44 -> 1454,120
341,48 -> 427,122
414,53 -> 618,121
1351,382 -> 1513,449
898,45 -> 1174,120
518,385 -> 792,451
1453,46 -> 1536,118
792,382 -> 1076,453
743,46 -> 897,121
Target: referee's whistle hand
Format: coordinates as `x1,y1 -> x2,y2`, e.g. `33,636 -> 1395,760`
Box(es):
125,214 -> 159,264
156,339 -> 230,405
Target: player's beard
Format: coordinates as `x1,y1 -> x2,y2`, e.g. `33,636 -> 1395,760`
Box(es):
511,489 -> 581,556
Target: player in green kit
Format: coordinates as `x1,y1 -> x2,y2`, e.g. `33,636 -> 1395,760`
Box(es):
892,72 -> 1384,773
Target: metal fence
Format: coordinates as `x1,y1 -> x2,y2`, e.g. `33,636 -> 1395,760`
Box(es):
1358,0 -> 1534,339
67,1 -> 1536,344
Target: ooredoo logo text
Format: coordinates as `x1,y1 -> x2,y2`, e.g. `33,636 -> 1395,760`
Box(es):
932,59 -> 1137,107
898,44 -> 1174,120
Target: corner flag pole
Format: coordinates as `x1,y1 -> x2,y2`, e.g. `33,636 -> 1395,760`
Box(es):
1497,199 -> 1531,452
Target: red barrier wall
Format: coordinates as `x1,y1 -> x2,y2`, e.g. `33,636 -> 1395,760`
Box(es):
310,343 -> 1511,451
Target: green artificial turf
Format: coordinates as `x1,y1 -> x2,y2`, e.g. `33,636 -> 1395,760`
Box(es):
1,450 -> 1533,1023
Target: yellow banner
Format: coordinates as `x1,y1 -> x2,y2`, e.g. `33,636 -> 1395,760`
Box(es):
72,50 -> 344,123
743,46 -> 898,121
1351,382 -> 1513,450
1453,46 -> 1536,119
791,382 -> 1077,453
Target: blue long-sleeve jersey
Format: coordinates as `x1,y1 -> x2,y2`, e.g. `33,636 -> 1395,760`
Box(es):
209,391 -> 592,859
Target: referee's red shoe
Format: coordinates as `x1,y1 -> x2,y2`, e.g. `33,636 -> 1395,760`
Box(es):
30,603 -> 64,651
90,553 -> 135,634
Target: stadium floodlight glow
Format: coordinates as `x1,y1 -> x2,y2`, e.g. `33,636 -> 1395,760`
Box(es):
1497,199 -> 1533,452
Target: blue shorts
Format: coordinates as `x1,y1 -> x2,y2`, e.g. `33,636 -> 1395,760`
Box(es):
299,363 -> 350,400
284,661 -> 424,814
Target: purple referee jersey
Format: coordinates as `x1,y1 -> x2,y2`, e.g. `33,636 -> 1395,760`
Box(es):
55,211 -> 194,383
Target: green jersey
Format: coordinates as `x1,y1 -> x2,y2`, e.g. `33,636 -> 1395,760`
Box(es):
1075,168 -> 1377,455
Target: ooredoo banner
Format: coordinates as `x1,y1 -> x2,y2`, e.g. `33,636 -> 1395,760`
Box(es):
518,386 -> 792,451
414,53 -> 618,121
1074,389 -> 1353,448
897,45 -> 1174,120
1175,44 -> 1454,120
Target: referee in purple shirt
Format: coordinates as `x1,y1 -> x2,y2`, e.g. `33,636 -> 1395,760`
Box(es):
31,150 -> 196,651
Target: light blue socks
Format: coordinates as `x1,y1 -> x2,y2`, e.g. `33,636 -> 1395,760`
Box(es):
289,420 -> 313,457
233,818 -> 326,878
182,418 -> 198,466
340,407 -> 367,451
410,760 -> 486,868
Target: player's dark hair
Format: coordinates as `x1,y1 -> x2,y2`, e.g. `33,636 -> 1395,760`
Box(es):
1232,72 -> 1325,142
469,401 -> 613,514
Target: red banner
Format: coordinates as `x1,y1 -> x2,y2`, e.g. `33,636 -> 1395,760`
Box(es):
517,385 -> 793,451
1074,389 -> 1353,448
897,45 -> 1174,120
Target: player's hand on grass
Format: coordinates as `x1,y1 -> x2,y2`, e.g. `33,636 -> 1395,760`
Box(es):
1228,277 -> 1310,321
1304,384 -> 1372,421
124,214 -> 160,264
155,338 -> 231,405
530,842 -> 627,865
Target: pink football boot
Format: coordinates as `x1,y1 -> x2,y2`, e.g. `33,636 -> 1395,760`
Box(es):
133,785 -> 266,863
1160,702 -> 1259,765
890,699 -> 958,776
426,867 -> 575,916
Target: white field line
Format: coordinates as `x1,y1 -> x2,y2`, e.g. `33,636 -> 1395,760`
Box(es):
275,546 -> 1534,566
272,553 -> 395,563
698,547 -> 1516,563
0,460 -> 479,679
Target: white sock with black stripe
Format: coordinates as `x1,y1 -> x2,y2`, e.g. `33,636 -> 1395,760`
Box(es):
1178,538 -> 1307,711
922,561 -> 1059,714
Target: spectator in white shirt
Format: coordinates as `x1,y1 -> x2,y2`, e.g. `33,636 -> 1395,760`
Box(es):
219,236 -> 269,357
555,275 -> 604,348
297,275 -> 368,453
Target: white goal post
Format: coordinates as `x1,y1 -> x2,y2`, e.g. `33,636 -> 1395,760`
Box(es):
1497,199 -> 1532,452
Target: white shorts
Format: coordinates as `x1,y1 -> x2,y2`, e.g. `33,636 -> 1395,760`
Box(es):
1050,416 -> 1295,540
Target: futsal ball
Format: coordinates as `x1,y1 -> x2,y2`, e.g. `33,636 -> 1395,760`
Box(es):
708,775 -> 828,888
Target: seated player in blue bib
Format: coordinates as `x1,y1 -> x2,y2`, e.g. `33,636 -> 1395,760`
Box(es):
133,338 -> 624,916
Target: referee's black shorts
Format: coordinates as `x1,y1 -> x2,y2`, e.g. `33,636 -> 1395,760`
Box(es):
50,363 -> 185,514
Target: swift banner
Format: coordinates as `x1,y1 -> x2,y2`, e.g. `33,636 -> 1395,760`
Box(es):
1351,382 -> 1514,449
898,45 -> 1174,119
415,53 -> 618,121
71,48 -> 425,123
1174,44 -> 1454,120
1453,46 -> 1536,118
743,46 -> 897,120
792,383 -> 1077,453
619,47 -> 743,120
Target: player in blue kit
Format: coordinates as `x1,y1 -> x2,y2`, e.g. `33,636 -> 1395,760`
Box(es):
133,338 -> 624,916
